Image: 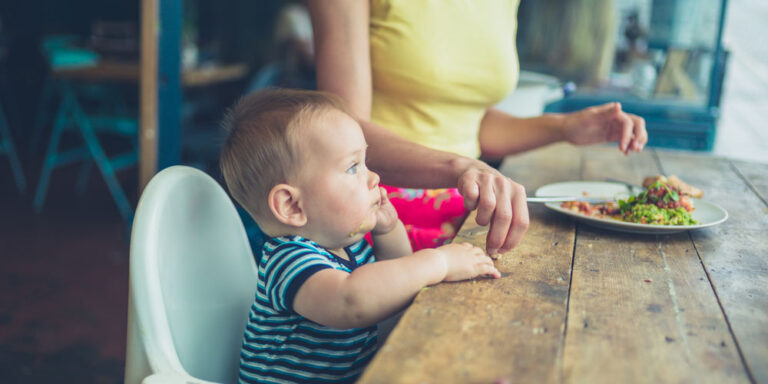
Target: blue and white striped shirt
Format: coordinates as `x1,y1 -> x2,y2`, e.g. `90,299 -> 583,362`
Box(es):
239,236 -> 378,384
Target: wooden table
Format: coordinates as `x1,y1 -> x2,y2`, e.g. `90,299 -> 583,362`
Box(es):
359,144 -> 768,384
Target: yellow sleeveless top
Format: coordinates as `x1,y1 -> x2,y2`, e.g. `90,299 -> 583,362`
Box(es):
370,0 -> 520,159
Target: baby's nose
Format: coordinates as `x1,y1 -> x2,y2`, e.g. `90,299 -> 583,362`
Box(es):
368,170 -> 380,189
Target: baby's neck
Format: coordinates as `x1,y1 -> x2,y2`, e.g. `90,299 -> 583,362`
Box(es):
262,224 -> 356,259
327,248 -> 350,261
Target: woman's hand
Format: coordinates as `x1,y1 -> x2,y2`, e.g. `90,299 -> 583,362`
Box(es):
456,160 -> 529,256
561,102 -> 648,154
372,187 -> 400,235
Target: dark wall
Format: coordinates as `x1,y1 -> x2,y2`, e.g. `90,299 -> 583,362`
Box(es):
0,0 -> 285,147
1,0 -> 139,138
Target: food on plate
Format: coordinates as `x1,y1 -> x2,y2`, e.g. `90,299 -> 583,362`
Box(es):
561,200 -> 620,219
642,174 -> 703,198
618,180 -> 697,225
561,179 -> 698,225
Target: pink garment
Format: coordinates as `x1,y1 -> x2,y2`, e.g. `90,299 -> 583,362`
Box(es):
382,184 -> 467,251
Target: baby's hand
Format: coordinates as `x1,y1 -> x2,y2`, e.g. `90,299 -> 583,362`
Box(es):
436,242 -> 501,282
372,187 -> 400,235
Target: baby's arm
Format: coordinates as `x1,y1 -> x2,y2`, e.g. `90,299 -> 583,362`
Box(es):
293,243 -> 500,329
370,187 -> 413,260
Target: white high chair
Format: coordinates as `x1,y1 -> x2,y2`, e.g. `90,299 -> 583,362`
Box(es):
125,165 -> 257,384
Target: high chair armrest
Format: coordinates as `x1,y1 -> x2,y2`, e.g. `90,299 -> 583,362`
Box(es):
142,372 -> 221,384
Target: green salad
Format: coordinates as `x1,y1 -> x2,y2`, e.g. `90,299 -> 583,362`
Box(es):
618,181 -> 697,225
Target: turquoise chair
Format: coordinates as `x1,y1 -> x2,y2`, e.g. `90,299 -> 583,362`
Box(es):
30,35 -> 100,151
0,103 -> 26,193
32,81 -> 138,223
32,36 -> 138,224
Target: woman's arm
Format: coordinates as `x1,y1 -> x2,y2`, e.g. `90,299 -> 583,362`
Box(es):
479,109 -> 566,158
308,0 -> 529,254
309,0 -> 468,186
479,103 -> 648,158
308,0 -> 372,119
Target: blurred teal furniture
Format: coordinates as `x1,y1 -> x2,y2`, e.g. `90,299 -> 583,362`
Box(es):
0,28 -> 26,193
30,35 -> 100,151
32,36 -> 138,223
0,102 -> 26,193
534,0 -> 729,151
32,61 -> 138,226
33,78 -> 137,223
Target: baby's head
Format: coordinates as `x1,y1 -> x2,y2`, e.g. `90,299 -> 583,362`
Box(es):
220,88 -> 381,248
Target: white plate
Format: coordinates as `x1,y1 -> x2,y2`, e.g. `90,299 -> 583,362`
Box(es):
535,181 -> 728,234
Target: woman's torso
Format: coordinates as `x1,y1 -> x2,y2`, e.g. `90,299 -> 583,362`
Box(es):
370,0 -> 520,158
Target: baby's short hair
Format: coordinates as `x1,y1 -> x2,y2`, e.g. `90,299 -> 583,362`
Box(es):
220,88 -> 350,221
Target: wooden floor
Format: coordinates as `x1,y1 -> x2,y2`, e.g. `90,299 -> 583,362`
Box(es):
0,166 -> 131,384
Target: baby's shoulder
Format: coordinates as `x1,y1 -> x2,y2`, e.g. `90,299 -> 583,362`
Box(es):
261,235 -> 332,264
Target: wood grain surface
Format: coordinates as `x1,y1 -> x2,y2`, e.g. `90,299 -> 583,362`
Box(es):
659,152 -> 767,384
561,148 -> 747,383
358,145 -> 764,384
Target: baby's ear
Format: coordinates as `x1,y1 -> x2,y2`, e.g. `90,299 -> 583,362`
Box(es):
268,184 -> 307,227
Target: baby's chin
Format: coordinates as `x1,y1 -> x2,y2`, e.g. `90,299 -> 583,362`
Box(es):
347,212 -> 376,237
346,225 -> 375,242
324,231 -> 369,250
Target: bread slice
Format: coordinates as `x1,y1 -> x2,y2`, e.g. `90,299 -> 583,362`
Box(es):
642,175 -> 703,198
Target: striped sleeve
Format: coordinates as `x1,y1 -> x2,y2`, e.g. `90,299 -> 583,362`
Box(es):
263,241 -> 336,313
348,239 -> 375,266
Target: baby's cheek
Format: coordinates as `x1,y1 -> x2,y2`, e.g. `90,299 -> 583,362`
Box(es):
348,210 -> 375,238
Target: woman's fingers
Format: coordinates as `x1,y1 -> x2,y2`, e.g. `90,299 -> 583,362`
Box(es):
460,179 -> 480,211
592,102 -> 620,115
485,179 -> 511,254
458,164 -> 529,255
484,178 -> 527,255
597,102 -> 633,154
629,113 -> 647,151
474,173 -> 497,227
597,103 -> 647,154
617,111 -> 635,154
499,183 -> 529,253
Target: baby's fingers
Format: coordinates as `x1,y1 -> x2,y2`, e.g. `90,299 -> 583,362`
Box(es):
477,262 -> 501,279
474,254 -> 500,278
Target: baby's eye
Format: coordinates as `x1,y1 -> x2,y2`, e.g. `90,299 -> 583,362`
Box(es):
346,163 -> 359,174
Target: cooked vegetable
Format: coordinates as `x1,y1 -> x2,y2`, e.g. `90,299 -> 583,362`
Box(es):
617,181 -> 696,225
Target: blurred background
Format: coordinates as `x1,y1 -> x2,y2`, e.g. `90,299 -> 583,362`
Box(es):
0,0 -> 765,382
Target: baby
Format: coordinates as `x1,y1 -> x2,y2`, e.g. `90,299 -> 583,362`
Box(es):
220,88 -> 500,384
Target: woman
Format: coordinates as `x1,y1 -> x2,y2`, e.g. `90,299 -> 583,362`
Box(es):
308,0 -> 647,255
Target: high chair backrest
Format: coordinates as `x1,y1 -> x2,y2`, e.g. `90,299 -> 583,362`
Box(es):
125,166 -> 257,384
